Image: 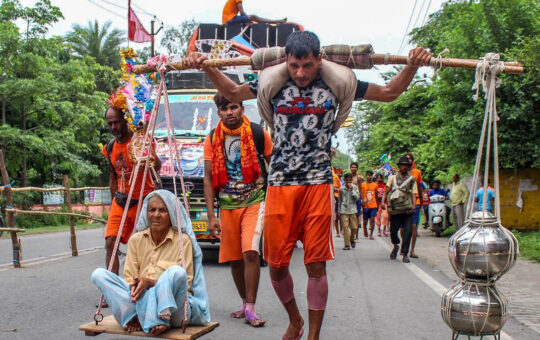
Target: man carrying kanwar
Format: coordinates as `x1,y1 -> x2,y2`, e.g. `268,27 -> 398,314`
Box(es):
203,92 -> 273,327
185,31 -> 431,340
102,92 -> 161,281
222,0 -> 287,25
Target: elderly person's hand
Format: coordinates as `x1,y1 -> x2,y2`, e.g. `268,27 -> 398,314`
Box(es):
408,46 -> 432,67
184,52 -> 208,70
130,277 -> 156,302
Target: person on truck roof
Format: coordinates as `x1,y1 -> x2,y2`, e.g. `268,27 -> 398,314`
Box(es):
222,0 -> 287,25
203,92 -> 273,327
186,30 -> 431,340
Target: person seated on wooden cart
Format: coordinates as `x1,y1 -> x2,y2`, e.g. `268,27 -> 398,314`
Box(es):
92,190 -> 210,335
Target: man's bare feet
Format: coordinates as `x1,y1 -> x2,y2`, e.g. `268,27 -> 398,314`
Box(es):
123,316 -> 142,332
150,324 -> 171,335
283,316 -> 304,339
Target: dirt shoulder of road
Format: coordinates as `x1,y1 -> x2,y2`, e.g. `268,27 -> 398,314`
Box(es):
416,227 -> 540,336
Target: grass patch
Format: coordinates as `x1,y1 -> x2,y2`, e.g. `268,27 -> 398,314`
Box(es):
513,230 -> 540,263
0,222 -> 104,237
442,226 -> 456,237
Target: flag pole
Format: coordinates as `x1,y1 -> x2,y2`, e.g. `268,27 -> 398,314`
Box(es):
127,0 -> 130,48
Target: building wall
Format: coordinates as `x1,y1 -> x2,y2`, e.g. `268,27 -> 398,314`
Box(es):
461,169 -> 539,231
499,169 -> 539,231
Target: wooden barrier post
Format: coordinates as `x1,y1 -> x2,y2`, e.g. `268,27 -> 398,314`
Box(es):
0,150 -> 21,268
63,175 -> 78,257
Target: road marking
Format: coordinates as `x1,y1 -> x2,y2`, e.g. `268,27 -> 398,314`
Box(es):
0,246 -> 103,272
375,237 -> 513,340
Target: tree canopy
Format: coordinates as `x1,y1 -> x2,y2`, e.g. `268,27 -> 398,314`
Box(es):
0,0 -> 117,188
346,0 -> 539,184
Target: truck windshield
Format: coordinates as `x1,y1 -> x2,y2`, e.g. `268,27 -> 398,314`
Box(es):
155,94 -> 261,136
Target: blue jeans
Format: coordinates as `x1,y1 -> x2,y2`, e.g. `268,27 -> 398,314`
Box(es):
92,266 -> 191,333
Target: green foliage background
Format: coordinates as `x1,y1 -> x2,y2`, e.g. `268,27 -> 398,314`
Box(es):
346,0 -> 539,185
0,0 -> 118,189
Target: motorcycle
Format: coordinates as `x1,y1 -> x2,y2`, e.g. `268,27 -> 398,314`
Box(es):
428,194 -> 449,237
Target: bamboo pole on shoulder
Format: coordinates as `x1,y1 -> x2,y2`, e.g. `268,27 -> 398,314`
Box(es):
131,53 -> 523,74
0,150 -> 21,268
64,175 -> 78,257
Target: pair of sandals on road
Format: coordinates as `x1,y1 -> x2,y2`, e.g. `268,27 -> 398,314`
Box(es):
343,240 -> 357,250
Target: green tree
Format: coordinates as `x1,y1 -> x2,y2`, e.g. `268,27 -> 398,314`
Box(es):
67,20 -> 125,69
347,0 -> 539,184
0,0 -> 115,188
160,19 -> 198,56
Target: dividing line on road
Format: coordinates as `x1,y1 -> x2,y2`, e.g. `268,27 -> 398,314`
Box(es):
0,246 -> 103,272
374,237 -> 513,340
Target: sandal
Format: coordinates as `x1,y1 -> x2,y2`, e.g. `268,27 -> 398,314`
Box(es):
245,309 -> 266,327
390,247 -> 398,260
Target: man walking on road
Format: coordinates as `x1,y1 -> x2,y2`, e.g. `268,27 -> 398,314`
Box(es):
350,162 -> 363,240
203,93 -> 272,327
339,173 -> 359,250
404,152 -> 423,259
102,103 -> 160,277
186,30 -> 431,340
382,156 -> 418,263
450,173 -> 469,229
361,170 -> 378,240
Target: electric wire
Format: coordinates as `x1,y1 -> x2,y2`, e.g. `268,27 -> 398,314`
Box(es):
421,0 -> 432,26
87,0 -> 125,19
411,0 -> 427,35
397,0 -> 419,55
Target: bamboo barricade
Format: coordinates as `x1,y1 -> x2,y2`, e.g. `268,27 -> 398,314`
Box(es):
0,167 -> 108,267
132,53 -> 524,74
5,209 -> 107,224
0,186 -> 108,193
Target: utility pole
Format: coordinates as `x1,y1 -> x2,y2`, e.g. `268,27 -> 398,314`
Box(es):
150,16 -> 164,57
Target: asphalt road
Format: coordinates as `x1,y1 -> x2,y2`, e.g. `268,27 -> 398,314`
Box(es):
0,231 -> 536,340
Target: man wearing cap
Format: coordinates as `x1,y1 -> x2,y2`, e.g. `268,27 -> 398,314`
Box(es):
381,156 -> 418,263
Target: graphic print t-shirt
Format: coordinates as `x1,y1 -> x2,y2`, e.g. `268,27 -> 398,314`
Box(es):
204,130 -> 273,210
250,77 -> 340,186
361,182 -> 379,209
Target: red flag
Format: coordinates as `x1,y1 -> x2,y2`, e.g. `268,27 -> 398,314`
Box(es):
128,5 -> 152,43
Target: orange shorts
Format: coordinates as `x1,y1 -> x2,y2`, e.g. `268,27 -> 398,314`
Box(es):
264,184 -> 335,268
105,198 -> 139,244
219,202 -> 264,263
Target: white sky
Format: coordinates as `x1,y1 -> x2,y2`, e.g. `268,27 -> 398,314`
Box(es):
22,0 -> 446,155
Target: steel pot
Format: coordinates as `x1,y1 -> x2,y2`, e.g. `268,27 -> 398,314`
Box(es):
449,211 -> 518,282
441,281 -> 507,335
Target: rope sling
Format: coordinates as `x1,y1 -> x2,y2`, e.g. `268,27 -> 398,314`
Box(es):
93,58 -> 191,332
443,53 -> 517,336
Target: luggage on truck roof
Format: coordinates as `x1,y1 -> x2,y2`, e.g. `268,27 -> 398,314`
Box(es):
188,22 -> 304,56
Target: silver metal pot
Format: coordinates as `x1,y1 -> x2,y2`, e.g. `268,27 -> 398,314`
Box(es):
441,282 -> 507,335
449,211 -> 518,282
